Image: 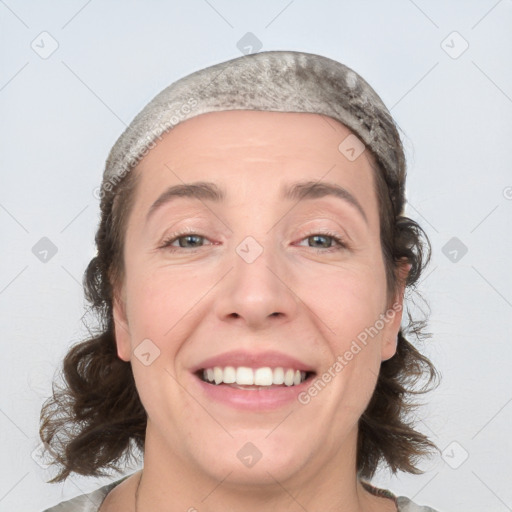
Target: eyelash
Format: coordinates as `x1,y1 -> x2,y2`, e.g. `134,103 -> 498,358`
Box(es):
298,230 -> 348,253
158,228 -> 348,254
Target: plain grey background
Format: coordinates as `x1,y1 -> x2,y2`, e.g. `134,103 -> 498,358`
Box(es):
1,1 -> 511,511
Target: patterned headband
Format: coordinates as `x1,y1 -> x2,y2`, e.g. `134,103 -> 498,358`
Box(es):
101,50 -> 405,214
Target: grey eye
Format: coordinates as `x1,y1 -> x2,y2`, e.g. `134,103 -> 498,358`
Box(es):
307,235 -> 334,248
177,235 -> 204,248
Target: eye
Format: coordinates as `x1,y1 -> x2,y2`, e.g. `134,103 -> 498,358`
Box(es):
158,230 -> 348,253
296,231 -> 347,252
159,230 -> 211,252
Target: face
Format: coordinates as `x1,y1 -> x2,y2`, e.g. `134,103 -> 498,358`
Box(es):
113,110 -> 406,488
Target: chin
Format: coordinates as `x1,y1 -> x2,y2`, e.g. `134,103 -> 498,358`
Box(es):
189,431 -> 311,485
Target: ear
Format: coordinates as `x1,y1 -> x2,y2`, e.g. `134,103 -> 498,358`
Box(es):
112,283 -> 132,362
380,258 -> 411,362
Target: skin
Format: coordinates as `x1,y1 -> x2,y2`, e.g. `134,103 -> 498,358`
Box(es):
102,110 -> 408,512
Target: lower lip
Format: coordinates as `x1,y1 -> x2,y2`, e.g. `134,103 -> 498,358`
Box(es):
192,373 -> 314,411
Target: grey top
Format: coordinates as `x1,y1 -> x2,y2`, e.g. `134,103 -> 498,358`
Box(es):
42,477 -> 440,511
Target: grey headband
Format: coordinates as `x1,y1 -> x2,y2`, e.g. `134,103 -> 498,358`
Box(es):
102,50 -> 405,213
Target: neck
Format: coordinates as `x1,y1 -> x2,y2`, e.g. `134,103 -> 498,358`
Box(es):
134,424 -> 388,512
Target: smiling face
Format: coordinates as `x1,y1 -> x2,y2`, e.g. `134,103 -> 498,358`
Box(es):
112,110 -> 406,491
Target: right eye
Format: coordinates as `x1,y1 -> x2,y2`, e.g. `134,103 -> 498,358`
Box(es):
159,231 -> 212,252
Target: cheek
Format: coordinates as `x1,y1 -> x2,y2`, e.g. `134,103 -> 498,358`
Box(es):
123,263 -> 207,342
298,259 -> 387,402
123,266 -> 192,423
300,259 -> 388,338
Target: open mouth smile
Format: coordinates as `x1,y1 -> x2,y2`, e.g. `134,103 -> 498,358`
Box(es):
192,364 -> 317,410
197,366 -> 314,389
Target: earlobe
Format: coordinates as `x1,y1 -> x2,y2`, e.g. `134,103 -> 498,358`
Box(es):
381,259 -> 411,362
381,336 -> 398,362
112,289 -> 132,362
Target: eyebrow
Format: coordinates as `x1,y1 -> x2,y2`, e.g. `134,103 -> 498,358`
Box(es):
281,180 -> 368,223
146,182 -> 224,222
146,180 -> 367,224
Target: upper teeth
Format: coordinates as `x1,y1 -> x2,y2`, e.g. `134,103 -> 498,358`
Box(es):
202,366 -> 307,386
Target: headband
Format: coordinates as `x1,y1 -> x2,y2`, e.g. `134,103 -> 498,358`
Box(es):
101,50 -> 405,214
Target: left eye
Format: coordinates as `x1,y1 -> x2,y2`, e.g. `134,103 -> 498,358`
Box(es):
297,233 -> 346,250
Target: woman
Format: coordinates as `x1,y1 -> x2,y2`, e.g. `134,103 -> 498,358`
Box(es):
40,50 -> 441,512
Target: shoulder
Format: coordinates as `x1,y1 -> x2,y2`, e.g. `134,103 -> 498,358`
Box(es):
361,479 -> 440,512
41,477 -> 128,512
396,495 -> 441,512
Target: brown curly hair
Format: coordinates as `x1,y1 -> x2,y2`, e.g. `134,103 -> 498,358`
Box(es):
40,116 -> 441,483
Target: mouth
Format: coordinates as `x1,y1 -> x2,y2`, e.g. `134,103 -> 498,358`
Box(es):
194,366 -> 316,390
190,350 -> 318,409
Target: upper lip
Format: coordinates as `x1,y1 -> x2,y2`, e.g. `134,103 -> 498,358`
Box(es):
191,350 -> 316,374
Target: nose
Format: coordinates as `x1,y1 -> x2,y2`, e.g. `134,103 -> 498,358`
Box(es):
213,237 -> 299,330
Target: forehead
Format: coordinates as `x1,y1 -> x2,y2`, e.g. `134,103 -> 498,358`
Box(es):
132,110 -> 379,219
140,110 -> 358,165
